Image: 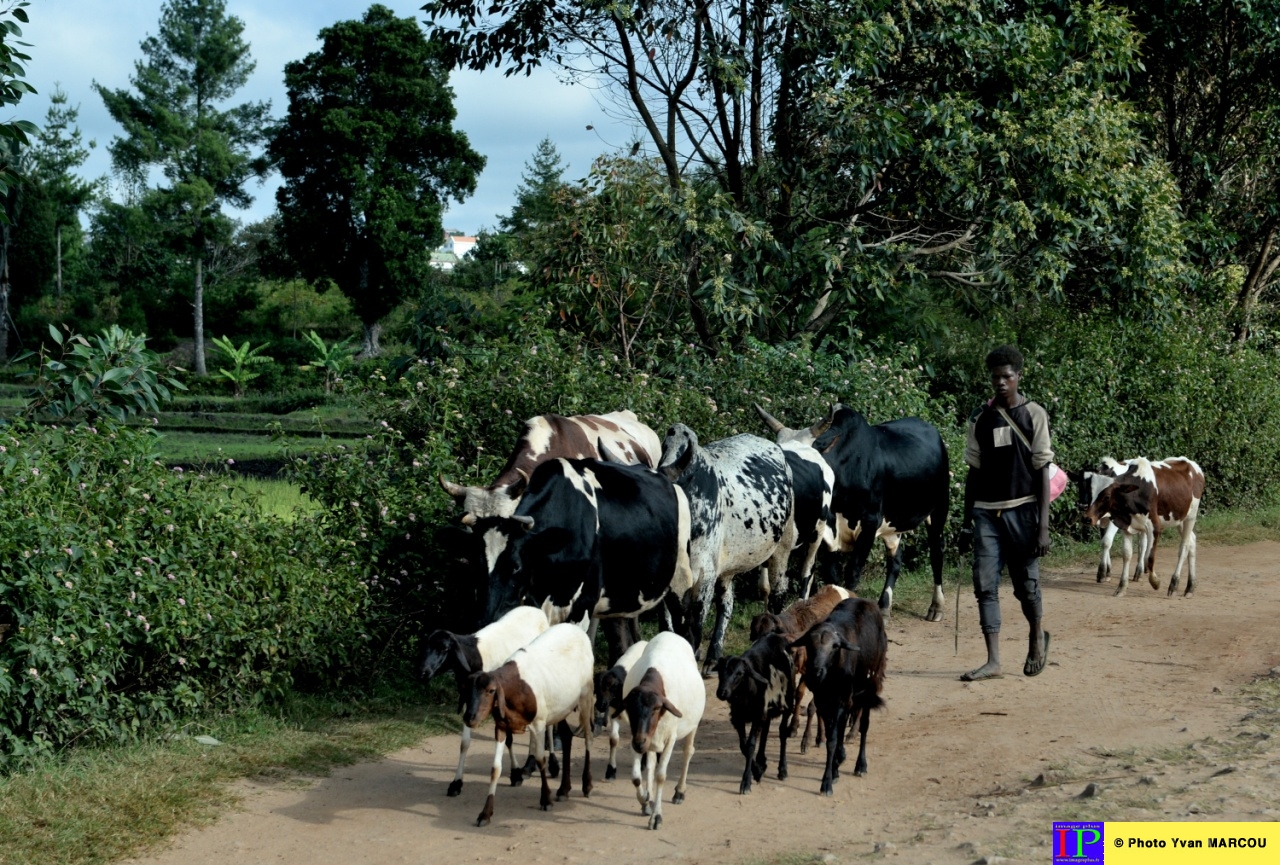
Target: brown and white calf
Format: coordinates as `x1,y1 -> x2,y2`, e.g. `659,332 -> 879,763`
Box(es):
749,584 -> 851,752
463,623 -> 595,827
440,410 -> 662,520
1073,457 -> 1206,597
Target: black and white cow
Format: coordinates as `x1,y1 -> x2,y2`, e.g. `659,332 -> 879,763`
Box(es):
756,405 -> 836,600
657,424 -> 796,674
477,456 -> 694,664
763,405 -> 949,621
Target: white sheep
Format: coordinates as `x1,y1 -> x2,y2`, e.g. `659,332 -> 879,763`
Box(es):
593,639 -> 648,780
463,621 -> 595,827
418,605 -> 549,796
620,632 -> 706,829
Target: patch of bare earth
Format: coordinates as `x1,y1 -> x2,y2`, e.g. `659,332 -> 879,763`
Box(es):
123,542 -> 1280,865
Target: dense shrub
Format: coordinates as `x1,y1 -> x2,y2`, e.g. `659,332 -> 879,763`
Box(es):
1017,313 -> 1280,510
0,420 -> 368,761
295,325 -> 960,664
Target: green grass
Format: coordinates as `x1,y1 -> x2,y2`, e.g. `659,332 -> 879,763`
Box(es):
0,695 -> 451,865
155,431 -> 363,464
234,477 -> 320,520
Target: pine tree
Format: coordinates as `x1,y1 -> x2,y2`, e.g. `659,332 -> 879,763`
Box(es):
95,0 -> 269,375
500,137 -> 567,246
31,85 -> 96,299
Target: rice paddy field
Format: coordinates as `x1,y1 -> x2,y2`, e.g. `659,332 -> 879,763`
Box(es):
0,381 -> 366,518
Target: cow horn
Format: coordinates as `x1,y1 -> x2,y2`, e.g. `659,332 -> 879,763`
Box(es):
597,437 -> 626,464
512,515 -> 535,532
753,403 -> 784,434
439,475 -> 468,499
460,513 -> 477,527
809,405 -> 836,439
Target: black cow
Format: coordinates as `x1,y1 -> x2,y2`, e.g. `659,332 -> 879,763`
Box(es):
476,457 -> 693,664
769,405 -> 949,621
788,597 -> 887,795
714,632 -> 796,794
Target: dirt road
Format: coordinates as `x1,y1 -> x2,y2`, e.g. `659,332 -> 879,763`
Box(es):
125,542 -> 1280,865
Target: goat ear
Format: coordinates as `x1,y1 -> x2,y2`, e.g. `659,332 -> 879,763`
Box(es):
714,656 -> 727,675
836,640 -> 860,652
661,698 -> 683,719
493,682 -> 508,722
1065,468 -> 1084,484
748,667 -> 770,686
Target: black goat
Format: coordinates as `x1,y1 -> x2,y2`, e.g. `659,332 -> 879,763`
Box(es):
714,632 -> 796,794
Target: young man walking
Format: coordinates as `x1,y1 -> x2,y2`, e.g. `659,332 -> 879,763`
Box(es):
957,345 -> 1052,680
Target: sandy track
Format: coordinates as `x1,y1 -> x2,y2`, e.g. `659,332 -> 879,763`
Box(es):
124,542 -> 1280,865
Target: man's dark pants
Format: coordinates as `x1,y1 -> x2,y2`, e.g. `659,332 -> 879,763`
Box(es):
972,501 -> 1043,634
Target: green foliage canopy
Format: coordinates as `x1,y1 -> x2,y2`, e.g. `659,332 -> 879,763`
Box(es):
269,4 -> 486,355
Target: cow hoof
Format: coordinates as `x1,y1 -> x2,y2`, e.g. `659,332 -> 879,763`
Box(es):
1113,585 -> 1127,597
509,771 -> 523,787
648,814 -> 663,830
446,779 -> 463,797
739,781 -> 752,795
672,791 -> 685,804
641,802 -> 651,816
925,605 -> 943,623
1148,572 -> 1162,591
540,799 -> 553,811
777,766 -> 788,781
1184,587 -> 1195,598
820,785 -> 834,797
605,765 -> 617,780
1096,565 -> 1109,583
854,761 -> 868,776
476,815 -> 491,827
751,764 -> 765,782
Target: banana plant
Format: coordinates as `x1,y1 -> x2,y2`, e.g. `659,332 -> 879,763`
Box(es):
211,335 -> 273,398
303,330 -> 355,393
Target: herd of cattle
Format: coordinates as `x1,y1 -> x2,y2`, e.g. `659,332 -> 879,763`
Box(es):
426,407 -> 1207,828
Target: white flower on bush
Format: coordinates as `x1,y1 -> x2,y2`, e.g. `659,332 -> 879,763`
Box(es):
177,657 -> 186,666
64,581 -> 73,590
27,668 -> 38,679
178,598 -> 186,606
230,551 -> 237,559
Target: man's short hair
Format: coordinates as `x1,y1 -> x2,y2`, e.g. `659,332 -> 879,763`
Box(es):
986,344 -> 1024,373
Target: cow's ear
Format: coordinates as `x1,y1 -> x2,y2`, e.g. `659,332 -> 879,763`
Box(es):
504,471 -> 528,501
748,666 -> 770,686
661,698 -> 684,719
1065,469 -> 1084,484
817,433 -> 842,454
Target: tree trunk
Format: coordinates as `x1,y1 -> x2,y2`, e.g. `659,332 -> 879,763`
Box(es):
193,256 -> 207,376
0,236 -> 9,364
56,225 -> 63,299
360,320 -> 383,358
1233,223 -> 1279,344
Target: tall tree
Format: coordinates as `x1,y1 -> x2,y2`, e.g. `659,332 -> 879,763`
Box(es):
31,85 -> 96,299
269,4 -> 485,357
0,0 -> 36,362
95,0 -> 269,375
1120,0 -> 1280,342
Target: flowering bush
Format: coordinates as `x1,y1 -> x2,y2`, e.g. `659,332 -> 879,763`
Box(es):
0,420 -> 367,760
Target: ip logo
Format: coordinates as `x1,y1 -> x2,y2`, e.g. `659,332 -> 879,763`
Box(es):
1053,822 -> 1105,864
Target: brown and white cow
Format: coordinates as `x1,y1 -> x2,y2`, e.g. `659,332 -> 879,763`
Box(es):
1072,457 -> 1206,597
440,410 -> 662,520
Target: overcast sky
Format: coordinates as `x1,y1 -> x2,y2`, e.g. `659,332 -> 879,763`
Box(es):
19,1 -> 635,234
